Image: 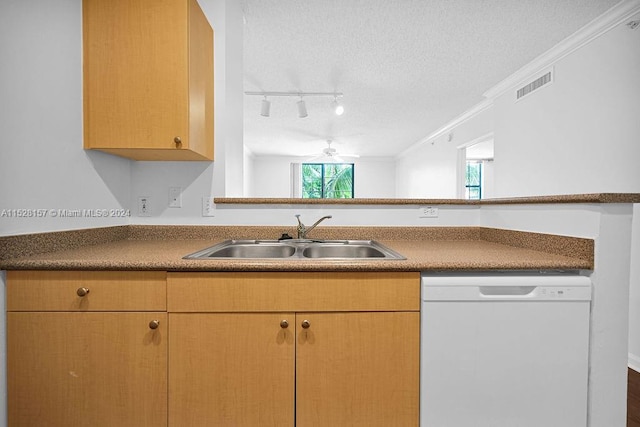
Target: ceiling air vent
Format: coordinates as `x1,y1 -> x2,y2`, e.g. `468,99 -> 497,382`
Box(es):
516,69 -> 553,101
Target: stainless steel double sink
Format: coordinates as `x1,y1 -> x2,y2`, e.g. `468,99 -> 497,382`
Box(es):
184,239 -> 406,260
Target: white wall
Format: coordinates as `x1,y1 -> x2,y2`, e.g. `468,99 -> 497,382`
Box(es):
482,160 -> 495,199
395,140 -> 458,198
250,156 -> 297,197
354,158 -> 396,198
395,106 -> 494,199
249,156 -> 396,198
487,11 -> 640,375
0,0 -> 131,237
244,148 -> 255,197
396,6 -> 640,372
0,0 -> 245,237
209,0 -> 244,197
492,15 -> 640,197
630,204 -> 640,371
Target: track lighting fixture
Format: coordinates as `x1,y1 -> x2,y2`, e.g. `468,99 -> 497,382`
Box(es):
297,98 -> 308,118
332,96 -> 344,116
245,91 -> 344,118
260,96 -> 270,117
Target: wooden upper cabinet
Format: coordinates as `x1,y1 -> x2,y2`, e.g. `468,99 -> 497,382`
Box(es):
83,0 -> 214,161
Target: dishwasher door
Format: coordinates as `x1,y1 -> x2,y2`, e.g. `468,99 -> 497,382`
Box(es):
420,273 -> 591,427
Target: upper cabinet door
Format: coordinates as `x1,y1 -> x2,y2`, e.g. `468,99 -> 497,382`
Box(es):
83,0 -> 213,161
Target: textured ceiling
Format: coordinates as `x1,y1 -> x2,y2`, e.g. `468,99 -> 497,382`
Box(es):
242,0 -> 619,158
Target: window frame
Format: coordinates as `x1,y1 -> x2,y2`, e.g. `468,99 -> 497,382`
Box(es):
301,162 -> 355,199
465,160 -> 483,200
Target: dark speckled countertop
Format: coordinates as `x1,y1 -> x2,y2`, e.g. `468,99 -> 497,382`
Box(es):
0,225 -> 594,272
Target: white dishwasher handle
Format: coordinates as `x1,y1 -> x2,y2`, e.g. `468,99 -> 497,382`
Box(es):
479,286 -> 536,297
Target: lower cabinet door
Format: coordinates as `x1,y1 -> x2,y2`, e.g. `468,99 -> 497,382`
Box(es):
7,312 -> 167,427
295,312 -> 420,427
168,313 -> 295,426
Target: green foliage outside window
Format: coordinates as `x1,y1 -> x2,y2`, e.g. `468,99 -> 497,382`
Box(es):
465,161 -> 482,200
302,163 -> 354,199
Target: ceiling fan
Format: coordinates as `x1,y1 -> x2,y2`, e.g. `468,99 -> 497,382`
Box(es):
303,140 -> 360,162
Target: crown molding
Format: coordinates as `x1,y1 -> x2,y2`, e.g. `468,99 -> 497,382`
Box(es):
483,0 -> 640,100
396,99 -> 493,159
397,0 -> 640,160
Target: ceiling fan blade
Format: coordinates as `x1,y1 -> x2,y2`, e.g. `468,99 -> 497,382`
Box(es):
293,139 -> 361,160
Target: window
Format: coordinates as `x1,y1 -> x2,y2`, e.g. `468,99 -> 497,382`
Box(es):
302,163 -> 354,199
465,161 -> 482,200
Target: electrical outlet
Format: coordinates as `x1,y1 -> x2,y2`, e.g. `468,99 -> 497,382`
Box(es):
202,197 -> 215,217
169,187 -> 182,208
419,206 -> 439,218
138,197 -> 151,217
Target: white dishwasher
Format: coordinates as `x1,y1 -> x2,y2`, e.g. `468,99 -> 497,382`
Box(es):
421,272 -> 591,427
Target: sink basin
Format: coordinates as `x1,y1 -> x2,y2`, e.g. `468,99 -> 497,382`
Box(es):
301,244 -> 386,258
185,240 -> 296,259
184,239 -> 405,260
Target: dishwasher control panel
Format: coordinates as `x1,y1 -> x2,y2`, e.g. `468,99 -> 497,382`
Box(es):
421,273 -> 592,301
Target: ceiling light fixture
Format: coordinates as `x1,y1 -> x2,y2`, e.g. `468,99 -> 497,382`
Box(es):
260,96 -> 270,117
245,91 -> 344,118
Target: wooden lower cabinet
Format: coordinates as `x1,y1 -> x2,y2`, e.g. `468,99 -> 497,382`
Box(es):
168,311 -> 418,427
7,271 -> 419,426
295,311 -> 419,426
7,312 -> 168,427
168,313 -> 295,426
6,270 -> 168,427
167,272 -> 420,427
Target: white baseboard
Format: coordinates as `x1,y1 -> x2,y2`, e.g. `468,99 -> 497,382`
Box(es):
629,353 -> 640,373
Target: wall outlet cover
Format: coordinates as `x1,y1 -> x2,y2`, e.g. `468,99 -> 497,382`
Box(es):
138,197 -> 151,217
169,187 -> 182,208
202,197 -> 215,217
419,206 -> 439,218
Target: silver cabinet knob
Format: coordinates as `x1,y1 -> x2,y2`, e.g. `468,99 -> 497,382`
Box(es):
301,320 -> 311,329
76,287 -> 90,297
280,320 -> 289,329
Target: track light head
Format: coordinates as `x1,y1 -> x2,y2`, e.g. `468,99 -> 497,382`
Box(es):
332,97 -> 344,116
260,97 -> 270,117
297,99 -> 308,118
245,91 -> 344,118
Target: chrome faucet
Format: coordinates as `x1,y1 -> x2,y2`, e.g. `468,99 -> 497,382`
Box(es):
295,214 -> 332,239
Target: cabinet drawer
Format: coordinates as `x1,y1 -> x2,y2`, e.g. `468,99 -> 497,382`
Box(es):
6,271 -> 166,311
168,272 -> 420,312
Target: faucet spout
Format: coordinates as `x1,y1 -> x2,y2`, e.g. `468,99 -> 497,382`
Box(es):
295,214 -> 332,239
